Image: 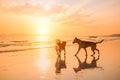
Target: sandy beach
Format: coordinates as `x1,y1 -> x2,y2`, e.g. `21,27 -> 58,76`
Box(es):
0,37 -> 120,80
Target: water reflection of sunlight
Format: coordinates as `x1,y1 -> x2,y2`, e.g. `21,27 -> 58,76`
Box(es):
36,48 -> 51,71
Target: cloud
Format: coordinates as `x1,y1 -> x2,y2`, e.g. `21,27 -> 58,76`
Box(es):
0,3 -> 45,16
0,2 -> 90,26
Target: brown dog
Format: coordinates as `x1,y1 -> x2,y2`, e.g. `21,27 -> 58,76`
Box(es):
55,39 -> 66,56
73,37 -> 104,56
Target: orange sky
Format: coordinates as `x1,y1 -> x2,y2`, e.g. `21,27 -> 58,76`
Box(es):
0,0 -> 120,36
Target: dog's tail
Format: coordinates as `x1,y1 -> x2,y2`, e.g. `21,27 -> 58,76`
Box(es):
96,39 -> 104,44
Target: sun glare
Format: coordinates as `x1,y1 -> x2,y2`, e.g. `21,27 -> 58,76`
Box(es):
32,17 -> 52,35
40,27 -> 48,35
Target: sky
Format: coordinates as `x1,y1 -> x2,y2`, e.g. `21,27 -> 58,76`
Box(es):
0,0 -> 120,36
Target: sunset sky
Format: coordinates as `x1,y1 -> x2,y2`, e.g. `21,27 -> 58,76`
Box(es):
0,0 -> 120,36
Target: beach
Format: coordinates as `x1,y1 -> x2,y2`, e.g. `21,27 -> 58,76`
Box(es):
0,36 -> 120,80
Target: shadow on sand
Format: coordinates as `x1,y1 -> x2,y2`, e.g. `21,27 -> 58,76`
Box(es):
73,55 -> 103,73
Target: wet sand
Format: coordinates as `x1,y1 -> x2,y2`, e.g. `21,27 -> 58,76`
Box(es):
0,39 -> 120,80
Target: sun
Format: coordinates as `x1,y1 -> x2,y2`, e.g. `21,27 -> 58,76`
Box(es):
38,17 -> 51,35
40,27 -> 48,35
32,17 -> 52,35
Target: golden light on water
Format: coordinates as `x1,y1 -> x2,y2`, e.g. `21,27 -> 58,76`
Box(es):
38,56 -> 50,71
35,36 -> 51,71
36,49 -> 51,71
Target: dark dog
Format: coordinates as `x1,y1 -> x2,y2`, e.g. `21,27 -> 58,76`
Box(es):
73,37 -> 104,56
55,39 -> 66,56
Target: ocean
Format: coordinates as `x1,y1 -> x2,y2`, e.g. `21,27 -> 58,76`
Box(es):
0,35 -> 119,53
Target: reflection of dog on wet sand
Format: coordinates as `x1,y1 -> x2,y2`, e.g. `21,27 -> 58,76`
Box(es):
55,39 -> 66,56
73,55 -> 102,73
73,37 -> 104,56
55,54 -> 66,73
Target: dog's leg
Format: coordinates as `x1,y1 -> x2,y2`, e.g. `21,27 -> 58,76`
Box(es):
56,46 -> 60,56
56,50 -> 59,56
64,48 -> 66,56
57,50 -> 61,57
75,47 -> 81,56
59,50 -> 61,56
84,48 -> 87,56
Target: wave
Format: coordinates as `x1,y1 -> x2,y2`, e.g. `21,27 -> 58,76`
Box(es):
0,46 -> 56,53
0,43 -> 31,47
0,36 -> 120,53
0,48 -> 36,53
11,40 -> 28,43
103,38 -> 120,42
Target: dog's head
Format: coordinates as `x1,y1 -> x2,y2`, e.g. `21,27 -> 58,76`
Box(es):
73,37 -> 78,44
55,39 -> 61,44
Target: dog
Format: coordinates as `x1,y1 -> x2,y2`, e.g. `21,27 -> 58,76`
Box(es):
73,37 -> 104,56
55,39 -> 66,56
